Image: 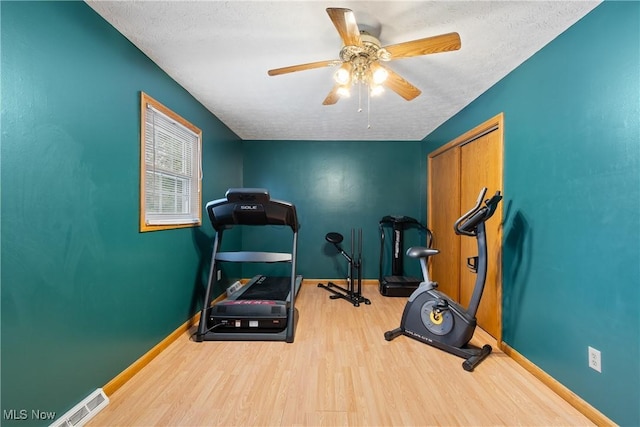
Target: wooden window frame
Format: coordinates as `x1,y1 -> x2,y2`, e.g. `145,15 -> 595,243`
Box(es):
140,92 -> 202,232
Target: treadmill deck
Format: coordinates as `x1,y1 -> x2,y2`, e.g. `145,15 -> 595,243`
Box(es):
208,275 -> 302,333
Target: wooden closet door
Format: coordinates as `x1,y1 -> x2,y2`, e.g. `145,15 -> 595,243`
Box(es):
459,131 -> 502,338
427,113 -> 504,340
428,148 -> 461,299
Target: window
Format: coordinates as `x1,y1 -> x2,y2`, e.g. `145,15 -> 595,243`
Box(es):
140,92 -> 202,232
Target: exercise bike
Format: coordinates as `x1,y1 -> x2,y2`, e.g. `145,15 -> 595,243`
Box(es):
384,188 -> 502,371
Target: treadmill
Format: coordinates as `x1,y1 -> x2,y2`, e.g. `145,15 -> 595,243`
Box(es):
195,188 -> 302,343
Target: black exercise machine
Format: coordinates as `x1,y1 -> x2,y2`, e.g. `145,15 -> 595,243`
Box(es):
384,188 -> 502,371
379,216 -> 432,297
318,229 -> 371,307
195,188 -> 302,343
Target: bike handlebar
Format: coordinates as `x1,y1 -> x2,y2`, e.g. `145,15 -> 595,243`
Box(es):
454,188 -> 502,236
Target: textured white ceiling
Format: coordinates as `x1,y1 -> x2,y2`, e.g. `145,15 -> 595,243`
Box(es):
85,1 -> 601,141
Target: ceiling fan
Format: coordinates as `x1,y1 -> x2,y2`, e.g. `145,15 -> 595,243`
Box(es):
267,7 -> 461,105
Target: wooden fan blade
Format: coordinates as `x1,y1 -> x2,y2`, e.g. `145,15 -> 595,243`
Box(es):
323,85 -> 341,105
268,59 -> 339,76
326,8 -> 362,47
384,32 -> 461,59
376,64 -> 421,101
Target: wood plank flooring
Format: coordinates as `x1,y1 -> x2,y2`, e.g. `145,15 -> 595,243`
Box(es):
89,283 -> 593,426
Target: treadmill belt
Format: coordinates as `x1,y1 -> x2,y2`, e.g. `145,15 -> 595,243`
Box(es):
239,276 -> 291,301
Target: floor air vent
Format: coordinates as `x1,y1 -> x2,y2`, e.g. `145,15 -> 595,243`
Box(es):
49,388 -> 109,427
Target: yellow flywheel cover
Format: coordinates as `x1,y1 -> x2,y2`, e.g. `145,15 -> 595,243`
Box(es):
429,310 -> 444,325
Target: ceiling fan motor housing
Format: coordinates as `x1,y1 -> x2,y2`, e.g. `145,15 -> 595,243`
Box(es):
339,32 -> 390,62
338,32 -> 391,84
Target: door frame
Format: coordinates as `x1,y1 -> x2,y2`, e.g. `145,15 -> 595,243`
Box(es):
427,112 -> 504,345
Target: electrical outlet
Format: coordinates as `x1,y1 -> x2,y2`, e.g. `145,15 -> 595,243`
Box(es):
588,346 -> 601,373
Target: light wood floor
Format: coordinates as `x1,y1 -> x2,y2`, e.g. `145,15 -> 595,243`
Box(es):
89,283 -> 593,426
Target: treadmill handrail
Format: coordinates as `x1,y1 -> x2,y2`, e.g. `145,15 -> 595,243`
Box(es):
215,251 -> 293,263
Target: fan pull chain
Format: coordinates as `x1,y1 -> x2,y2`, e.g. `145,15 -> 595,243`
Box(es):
354,82 -> 372,129
367,85 -> 371,129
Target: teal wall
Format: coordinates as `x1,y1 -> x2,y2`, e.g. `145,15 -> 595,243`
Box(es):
1,2 -> 242,425
421,2 -> 639,425
241,140 -> 426,281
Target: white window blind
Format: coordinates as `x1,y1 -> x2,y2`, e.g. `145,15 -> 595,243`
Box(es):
144,103 -> 201,226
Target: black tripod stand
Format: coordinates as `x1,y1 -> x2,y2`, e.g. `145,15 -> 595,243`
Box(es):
318,229 -> 371,307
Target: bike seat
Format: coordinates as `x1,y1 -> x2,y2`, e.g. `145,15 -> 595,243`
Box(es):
325,232 -> 344,244
406,246 -> 440,259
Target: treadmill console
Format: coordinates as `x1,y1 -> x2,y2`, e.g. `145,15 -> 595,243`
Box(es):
206,188 -> 299,231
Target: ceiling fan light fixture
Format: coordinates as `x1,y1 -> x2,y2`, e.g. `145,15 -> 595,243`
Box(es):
370,84 -> 384,97
336,86 -> 351,98
334,67 -> 351,85
371,67 -> 388,84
